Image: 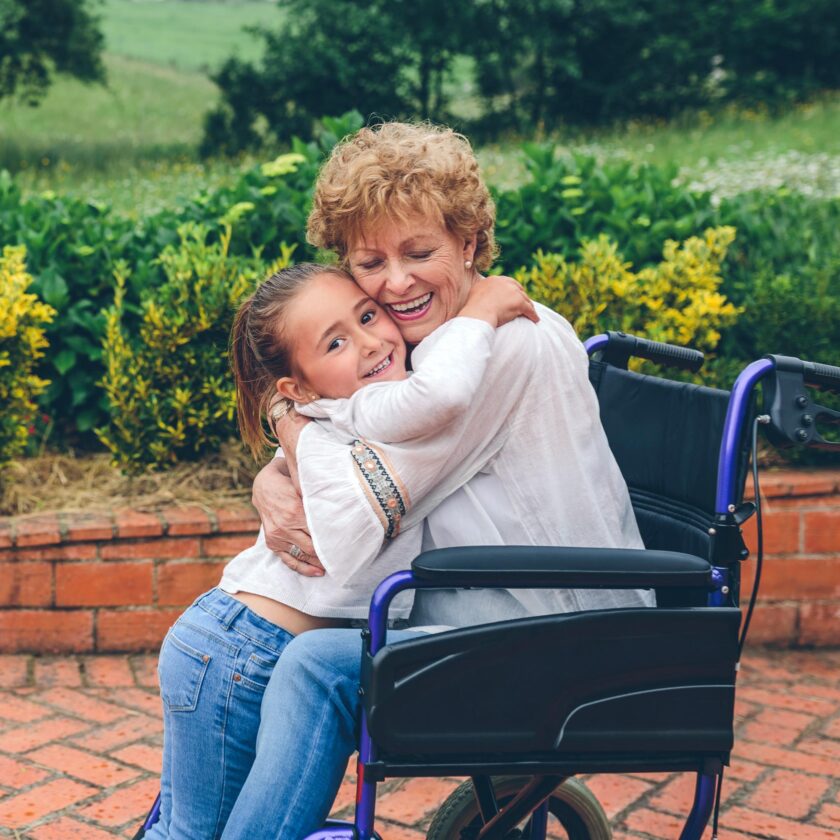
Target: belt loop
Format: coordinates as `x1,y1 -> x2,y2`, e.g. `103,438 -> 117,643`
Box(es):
198,589 -> 247,629
218,599 -> 247,630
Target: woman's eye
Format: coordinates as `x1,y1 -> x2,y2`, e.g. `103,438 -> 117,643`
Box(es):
409,251 -> 432,260
359,260 -> 381,271
360,309 -> 376,325
327,337 -> 345,352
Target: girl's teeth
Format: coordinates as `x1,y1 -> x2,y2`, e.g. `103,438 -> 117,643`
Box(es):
366,355 -> 392,377
390,293 -> 432,313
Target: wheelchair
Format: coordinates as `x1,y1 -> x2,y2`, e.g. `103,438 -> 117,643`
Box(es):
137,331 -> 840,840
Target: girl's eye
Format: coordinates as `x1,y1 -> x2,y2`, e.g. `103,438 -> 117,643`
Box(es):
327,337 -> 345,352
360,309 -> 376,325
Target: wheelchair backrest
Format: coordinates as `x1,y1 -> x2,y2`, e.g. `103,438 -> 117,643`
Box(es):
589,359 -> 748,561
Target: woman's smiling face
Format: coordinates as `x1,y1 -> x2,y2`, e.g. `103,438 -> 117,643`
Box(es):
348,216 -> 478,344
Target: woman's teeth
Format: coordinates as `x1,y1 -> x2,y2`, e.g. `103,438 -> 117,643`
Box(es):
388,292 -> 433,317
365,354 -> 393,377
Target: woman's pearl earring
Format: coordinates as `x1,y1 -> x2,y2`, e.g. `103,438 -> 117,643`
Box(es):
464,260 -> 473,269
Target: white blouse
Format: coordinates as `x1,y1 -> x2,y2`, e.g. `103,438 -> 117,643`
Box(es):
296,308 -> 654,621
218,317 -> 498,619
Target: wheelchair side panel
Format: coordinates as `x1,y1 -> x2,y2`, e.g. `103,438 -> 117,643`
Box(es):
362,608 -> 739,760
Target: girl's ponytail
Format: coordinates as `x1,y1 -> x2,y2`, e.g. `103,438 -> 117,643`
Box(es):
230,297 -> 274,457
229,263 -> 350,458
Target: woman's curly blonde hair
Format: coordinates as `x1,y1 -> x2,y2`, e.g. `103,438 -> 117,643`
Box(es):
307,122 -> 498,272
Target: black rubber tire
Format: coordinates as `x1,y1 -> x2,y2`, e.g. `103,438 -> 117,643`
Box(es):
426,776 -> 612,840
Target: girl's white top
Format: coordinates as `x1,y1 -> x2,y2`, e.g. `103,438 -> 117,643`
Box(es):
218,316 -> 498,619
293,307 -> 653,622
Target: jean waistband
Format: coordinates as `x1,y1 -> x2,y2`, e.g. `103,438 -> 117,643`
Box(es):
192,588 -> 293,653
193,587 -> 248,629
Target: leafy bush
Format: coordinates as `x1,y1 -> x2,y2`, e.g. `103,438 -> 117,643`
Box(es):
0,246 -> 55,471
494,149 -> 840,390
713,189 -> 840,396
716,188 -> 840,296
0,114 -> 358,444
0,173 -> 145,440
516,227 -> 741,356
2,122 -> 839,461
96,225 -> 279,473
493,147 -> 718,273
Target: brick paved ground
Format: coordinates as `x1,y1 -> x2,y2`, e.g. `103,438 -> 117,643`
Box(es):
0,649 -> 838,839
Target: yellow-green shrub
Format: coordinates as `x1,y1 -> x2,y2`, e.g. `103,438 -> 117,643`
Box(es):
516,226 -> 742,356
0,246 -> 55,470
97,224 -> 291,473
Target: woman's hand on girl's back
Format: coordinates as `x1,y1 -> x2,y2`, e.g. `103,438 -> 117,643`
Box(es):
459,275 -> 539,328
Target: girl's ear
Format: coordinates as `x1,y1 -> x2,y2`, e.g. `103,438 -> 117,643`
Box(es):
276,377 -> 319,404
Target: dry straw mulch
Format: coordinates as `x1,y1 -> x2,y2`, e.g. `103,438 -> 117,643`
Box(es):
0,443 -> 257,519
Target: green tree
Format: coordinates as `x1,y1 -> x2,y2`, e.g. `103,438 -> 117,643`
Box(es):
0,0 -> 105,104
466,0 -> 726,132
201,0 -> 470,155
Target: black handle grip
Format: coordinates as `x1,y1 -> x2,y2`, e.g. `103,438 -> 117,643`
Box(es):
766,355 -> 840,395
803,361 -> 840,394
600,331 -> 704,373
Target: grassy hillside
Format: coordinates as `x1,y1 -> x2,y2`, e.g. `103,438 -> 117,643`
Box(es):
0,1 -> 277,214
1,0 -> 837,215
100,0 -> 281,72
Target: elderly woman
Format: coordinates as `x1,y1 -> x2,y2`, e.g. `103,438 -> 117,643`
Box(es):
215,122 -> 653,839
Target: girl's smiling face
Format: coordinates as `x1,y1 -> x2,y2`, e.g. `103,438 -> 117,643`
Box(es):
277,271 -> 407,402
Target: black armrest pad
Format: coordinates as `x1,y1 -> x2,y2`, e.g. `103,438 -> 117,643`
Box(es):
411,546 -> 711,589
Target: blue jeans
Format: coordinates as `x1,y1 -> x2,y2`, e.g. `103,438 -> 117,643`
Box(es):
222,627 -> 424,839
146,588 -> 293,840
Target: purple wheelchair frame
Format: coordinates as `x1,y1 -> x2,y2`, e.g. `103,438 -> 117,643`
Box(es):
140,344 -> 776,840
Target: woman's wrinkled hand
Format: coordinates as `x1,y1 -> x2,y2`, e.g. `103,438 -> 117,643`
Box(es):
459,275 -> 539,328
251,458 -> 325,577
272,406 -> 311,493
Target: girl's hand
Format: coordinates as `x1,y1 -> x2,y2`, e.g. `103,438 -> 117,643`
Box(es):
459,275 -> 539,328
251,457 -> 325,577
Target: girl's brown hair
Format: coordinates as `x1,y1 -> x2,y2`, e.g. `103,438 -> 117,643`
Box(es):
230,263 -> 349,457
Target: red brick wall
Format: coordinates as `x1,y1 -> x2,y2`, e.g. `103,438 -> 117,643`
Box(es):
1,471 -> 838,653
740,471 -> 840,647
0,506 -> 259,653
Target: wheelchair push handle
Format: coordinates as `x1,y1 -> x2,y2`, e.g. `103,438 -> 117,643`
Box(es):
803,360 -> 840,393
598,331 -> 704,373
763,354 -> 840,451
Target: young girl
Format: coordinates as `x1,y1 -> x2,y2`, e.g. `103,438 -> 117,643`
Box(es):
147,263 -> 535,839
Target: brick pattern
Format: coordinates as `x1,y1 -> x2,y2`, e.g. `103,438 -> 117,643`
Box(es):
0,650 -> 837,838
0,470 -> 839,653
0,506 -> 259,654
740,470 -> 840,646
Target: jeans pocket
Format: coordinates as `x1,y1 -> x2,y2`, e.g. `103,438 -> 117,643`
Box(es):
159,631 -> 210,712
239,650 -> 278,692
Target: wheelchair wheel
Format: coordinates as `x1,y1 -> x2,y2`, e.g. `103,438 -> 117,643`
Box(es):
426,776 -> 611,840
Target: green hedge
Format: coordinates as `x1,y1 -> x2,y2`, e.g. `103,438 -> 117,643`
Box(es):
0,114 -> 358,444
0,114 -> 837,458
